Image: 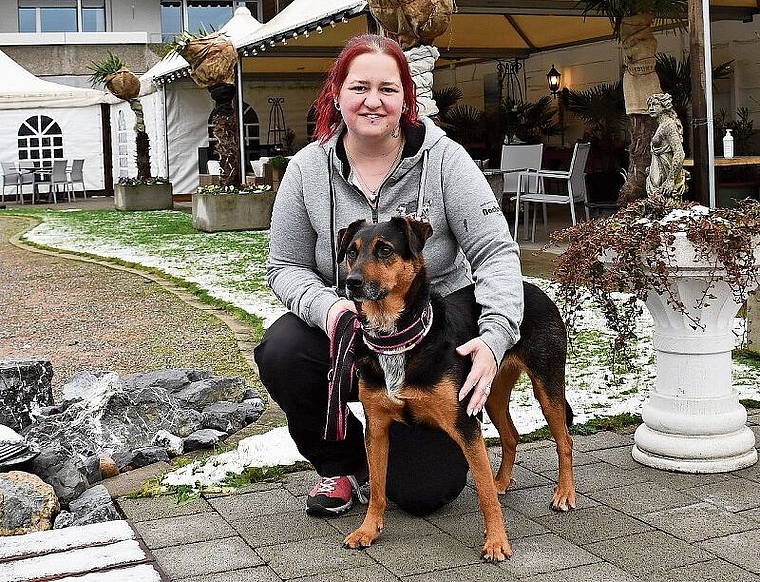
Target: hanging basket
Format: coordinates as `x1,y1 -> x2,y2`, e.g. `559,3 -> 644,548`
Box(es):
105,68 -> 141,101
179,32 -> 237,89
368,0 -> 453,48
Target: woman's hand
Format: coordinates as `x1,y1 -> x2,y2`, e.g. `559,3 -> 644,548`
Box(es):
456,338 -> 498,416
327,299 -> 357,336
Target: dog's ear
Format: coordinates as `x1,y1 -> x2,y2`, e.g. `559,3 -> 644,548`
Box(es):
392,216 -> 433,257
337,219 -> 366,262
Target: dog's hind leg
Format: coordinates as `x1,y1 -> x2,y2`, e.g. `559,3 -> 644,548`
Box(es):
528,372 -> 576,512
485,360 -> 521,494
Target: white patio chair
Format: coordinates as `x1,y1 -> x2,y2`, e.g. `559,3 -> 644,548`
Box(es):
501,144 -> 544,235
47,159 -> 73,203
207,160 -> 221,175
514,142 -> 592,242
67,159 -> 86,198
1,161 -> 23,204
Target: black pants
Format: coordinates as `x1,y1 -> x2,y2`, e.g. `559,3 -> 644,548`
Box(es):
254,286 -> 479,516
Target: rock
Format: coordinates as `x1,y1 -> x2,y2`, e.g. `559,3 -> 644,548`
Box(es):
153,430 -> 184,456
23,369 -> 251,457
83,454 -> 103,485
183,429 -> 226,451
167,409 -> 203,438
113,446 -> 169,471
53,484 -> 120,528
0,471 -> 59,535
241,388 -> 259,401
201,401 -> 263,433
0,360 -> 54,432
28,444 -> 89,507
166,376 -> 249,411
98,454 -> 119,478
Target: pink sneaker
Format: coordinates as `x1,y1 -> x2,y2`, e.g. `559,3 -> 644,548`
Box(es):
306,474 -> 367,516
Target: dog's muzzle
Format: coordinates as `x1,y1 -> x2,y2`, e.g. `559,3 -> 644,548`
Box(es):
346,273 -> 387,301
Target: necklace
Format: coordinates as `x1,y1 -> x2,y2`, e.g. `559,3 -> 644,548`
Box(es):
346,138 -> 404,203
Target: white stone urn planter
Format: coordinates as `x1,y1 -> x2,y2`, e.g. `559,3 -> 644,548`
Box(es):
632,232 -> 759,473
114,183 -> 173,211
192,190 -> 275,233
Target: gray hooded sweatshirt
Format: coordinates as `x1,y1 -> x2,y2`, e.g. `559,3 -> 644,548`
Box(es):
267,117 -> 524,364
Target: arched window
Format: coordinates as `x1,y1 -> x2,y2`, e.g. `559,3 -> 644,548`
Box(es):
18,115 -> 64,167
116,110 -> 131,177
207,102 -> 260,165
307,105 -> 317,142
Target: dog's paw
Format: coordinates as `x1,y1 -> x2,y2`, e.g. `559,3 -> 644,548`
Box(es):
550,486 -> 577,512
481,536 -> 513,562
494,476 -> 516,495
343,527 -> 380,549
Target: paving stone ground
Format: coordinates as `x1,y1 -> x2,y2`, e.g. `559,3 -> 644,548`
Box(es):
110,412 -> 760,582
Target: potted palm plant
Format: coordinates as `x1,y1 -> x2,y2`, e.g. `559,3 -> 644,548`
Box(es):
88,52 -> 172,211
164,30 -> 276,232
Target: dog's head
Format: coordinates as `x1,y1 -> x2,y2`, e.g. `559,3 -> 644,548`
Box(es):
337,216 -> 433,306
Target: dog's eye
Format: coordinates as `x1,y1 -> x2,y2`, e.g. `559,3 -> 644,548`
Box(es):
346,248 -> 358,262
376,244 -> 394,259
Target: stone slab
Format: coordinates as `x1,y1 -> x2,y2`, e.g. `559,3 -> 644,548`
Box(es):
494,533 -> 602,579
641,501 -> 759,542
689,477 -> 760,512
151,537 -> 264,580
131,511 -> 237,549
699,530 -> 760,573
569,462 -> 650,494
570,431 -> 635,452
587,480 -> 698,516
648,559 -> 760,582
427,507 -> 549,544
115,495 -> 214,522
206,487 -> 302,519
230,509 -> 341,547
176,567 -> 282,582
517,562 -> 641,582
584,530 -> 712,576
505,484 -> 599,518
535,505 -> 653,545
102,461 -> 172,498
58,564 -> 164,582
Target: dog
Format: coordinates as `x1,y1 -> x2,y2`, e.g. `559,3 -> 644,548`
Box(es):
336,216 -> 575,562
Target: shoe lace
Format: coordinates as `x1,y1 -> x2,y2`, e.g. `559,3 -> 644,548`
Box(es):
315,476 -> 340,494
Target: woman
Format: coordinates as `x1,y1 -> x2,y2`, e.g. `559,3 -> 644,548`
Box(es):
254,34 -> 523,517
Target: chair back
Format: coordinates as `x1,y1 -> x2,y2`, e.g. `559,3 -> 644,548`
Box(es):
500,144 -> 543,194
70,159 -> 84,180
207,160 -> 221,175
52,159 -> 68,181
567,142 -> 591,202
2,161 -> 18,178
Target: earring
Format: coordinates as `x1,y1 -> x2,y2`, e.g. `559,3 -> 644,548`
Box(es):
333,98 -> 340,111
402,104 -> 408,113
391,125 -> 400,138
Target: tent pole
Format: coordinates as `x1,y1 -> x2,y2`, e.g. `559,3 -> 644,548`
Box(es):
236,60 -> 246,184
162,84 -> 170,182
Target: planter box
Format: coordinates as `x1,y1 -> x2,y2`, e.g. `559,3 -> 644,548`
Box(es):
114,183 -> 173,211
192,191 -> 275,232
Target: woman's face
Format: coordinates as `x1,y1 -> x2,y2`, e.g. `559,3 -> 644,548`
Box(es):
337,52 -> 405,141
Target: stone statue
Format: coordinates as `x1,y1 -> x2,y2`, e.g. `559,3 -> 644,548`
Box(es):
645,93 -> 688,202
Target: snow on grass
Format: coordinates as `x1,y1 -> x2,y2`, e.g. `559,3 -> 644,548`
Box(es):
18,210 -> 760,485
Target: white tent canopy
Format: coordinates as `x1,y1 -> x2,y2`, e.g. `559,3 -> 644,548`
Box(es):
0,48 -> 111,110
141,5 -> 264,91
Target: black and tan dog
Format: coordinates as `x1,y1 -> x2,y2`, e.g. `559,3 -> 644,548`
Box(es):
336,216 -> 575,561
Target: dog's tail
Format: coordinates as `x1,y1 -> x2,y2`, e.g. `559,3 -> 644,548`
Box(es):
565,401 -> 574,427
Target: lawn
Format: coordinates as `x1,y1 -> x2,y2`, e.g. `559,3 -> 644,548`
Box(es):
4,207 -> 760,436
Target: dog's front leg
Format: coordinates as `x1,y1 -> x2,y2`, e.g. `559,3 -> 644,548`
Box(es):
343,413 -> 391,549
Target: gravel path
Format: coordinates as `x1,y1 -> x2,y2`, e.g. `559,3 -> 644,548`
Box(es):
0,215 -> 258,400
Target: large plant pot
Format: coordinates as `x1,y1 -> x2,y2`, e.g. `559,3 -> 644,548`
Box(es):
192,191 -> 275,232
114,183 -> 173,211
632,233 -> 759,473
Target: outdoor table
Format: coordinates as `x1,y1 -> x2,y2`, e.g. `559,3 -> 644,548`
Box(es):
682,155 -> 760,167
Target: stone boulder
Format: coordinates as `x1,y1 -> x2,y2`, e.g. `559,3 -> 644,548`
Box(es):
53,484 -> 120,529
27,443 -> 90,507
0,360 -> 54,432
23,369 -> 254,457
0,470 -> 59,535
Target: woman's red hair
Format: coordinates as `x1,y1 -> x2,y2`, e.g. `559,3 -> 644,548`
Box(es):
313,34 -> 420,143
